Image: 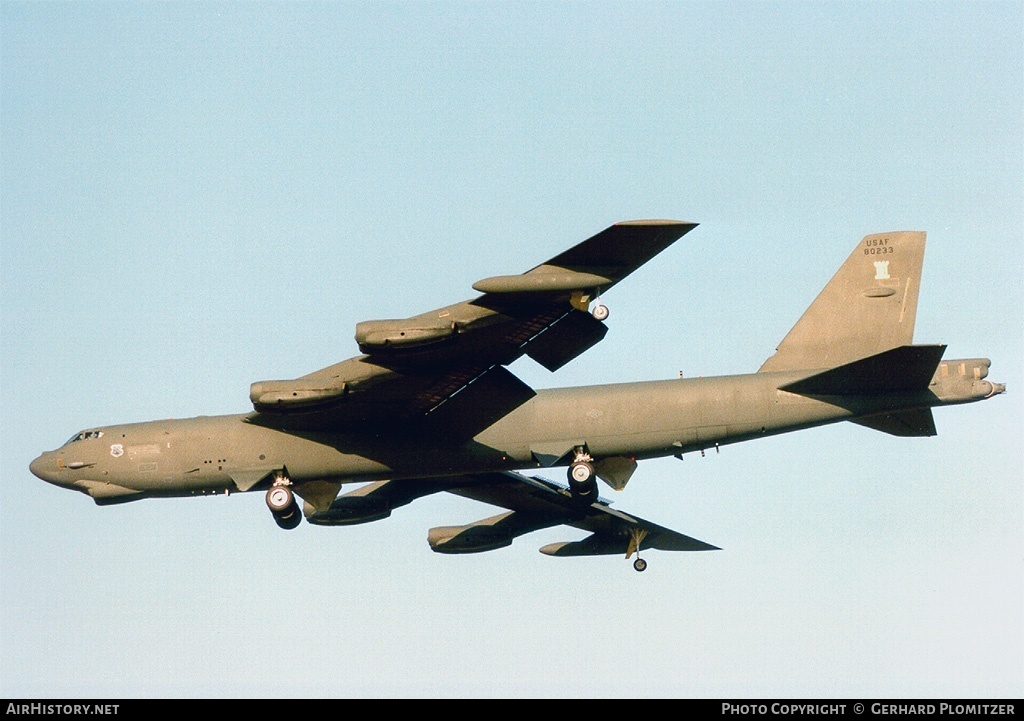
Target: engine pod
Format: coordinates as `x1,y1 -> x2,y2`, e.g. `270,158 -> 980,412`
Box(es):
355,318 -> 455,352
249,378 -> 347,410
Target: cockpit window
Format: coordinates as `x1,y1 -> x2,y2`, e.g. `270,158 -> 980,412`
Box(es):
64,430 -> 104,445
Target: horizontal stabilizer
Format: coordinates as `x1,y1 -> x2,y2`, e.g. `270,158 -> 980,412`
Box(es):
780,344 -> 946,396
852,408 -> 937,437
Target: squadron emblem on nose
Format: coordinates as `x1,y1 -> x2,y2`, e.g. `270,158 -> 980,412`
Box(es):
110,444 -> 124,458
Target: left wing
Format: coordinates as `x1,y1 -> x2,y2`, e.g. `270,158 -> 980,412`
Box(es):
306,471 -> 719,564
247,220 -> 697,435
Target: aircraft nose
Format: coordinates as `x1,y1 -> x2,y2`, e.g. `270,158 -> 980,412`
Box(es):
30,453 -> 56,483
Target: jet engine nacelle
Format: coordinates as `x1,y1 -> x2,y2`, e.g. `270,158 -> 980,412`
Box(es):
306,479 -> 452,526
249,379 -> 346,411
427,522 -> 516,554
355,319 -> 454,352
306,499 -> 393,526
427,510 -> 546,554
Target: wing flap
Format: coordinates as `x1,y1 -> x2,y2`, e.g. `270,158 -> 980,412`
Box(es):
419,365 -> 537,439
524,310 -> 608,372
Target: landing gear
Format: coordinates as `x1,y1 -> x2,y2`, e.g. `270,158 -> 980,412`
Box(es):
266,484 -> 294,513
568,460 -> 594,486
266,474 -> 301,530
627,527 -> 649,573
567,449 -> 598,504
570,290 -> 608,320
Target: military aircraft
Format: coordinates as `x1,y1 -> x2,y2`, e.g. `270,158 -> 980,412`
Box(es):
31,221 -> 1004,571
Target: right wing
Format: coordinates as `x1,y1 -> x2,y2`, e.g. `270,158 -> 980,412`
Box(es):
306,471 -> 719,558
246,220 -> 697,436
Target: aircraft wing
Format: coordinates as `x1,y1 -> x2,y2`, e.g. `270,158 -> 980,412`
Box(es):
307,471 -> 719,558
247,220 -> 696,434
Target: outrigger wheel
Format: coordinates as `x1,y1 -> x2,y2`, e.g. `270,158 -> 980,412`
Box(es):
628,527 -> 650,572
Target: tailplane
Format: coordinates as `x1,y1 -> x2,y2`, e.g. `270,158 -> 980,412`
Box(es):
777,344 -> 946,438
851,408 -> 937,437
759,231 -> 926,372
778,344 -> 945,395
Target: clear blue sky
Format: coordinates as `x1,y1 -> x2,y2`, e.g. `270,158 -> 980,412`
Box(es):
2,0 -> 1021,698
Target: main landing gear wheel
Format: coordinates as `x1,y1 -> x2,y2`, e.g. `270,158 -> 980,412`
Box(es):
568,461 -> 594,485
567,460 -> 598,504
266,484 -> 294,513
591,304 -> 609,321
633,557 -> 648,573
266,482 -> 302,530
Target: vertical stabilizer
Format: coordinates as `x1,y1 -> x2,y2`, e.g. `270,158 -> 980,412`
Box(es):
759,231 -> 926,372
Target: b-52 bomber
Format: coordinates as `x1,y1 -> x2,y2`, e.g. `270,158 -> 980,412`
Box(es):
31,220 -> 1004,571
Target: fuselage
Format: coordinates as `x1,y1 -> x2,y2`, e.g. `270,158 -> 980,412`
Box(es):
30,358 -> 1001,505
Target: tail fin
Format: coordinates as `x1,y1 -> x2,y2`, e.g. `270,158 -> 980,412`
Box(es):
759,231 -> 926,372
